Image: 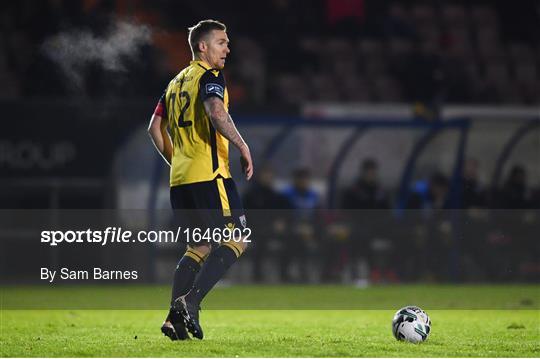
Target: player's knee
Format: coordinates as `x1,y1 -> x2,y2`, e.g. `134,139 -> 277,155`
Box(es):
239,238 -> 250,251
187,243 -> 212,257
221,239 -> 248,258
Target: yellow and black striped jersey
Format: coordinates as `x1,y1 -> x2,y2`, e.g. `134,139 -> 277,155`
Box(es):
155,60 -> 231,186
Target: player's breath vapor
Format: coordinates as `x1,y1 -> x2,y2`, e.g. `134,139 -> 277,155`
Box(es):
42,20 -> 152,91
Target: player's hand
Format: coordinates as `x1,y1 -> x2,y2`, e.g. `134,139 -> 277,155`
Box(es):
240,146 -> 253,180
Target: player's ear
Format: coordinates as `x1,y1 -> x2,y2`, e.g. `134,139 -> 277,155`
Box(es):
198,40 -> 207,53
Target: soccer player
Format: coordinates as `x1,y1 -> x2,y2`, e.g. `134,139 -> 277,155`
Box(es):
148,19 -> 253,340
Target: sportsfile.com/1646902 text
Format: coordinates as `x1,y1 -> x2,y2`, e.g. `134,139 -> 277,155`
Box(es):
40,227 -> 252,246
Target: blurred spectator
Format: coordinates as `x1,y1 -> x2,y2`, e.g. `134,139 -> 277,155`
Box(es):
428,173 -> 450,209
408,172 -> 450,210
531,185 -> 540,209
244,165 -> 292,282
499,165 -> 531,209
341,158 -> 390,209
281,168 -> 321,282
339,159 -> 394,284
460,159 -> 490,281
282,168 -> 320,214
461,158 -> 487,208
244,165 -> 291,210
404,173 -> 455,281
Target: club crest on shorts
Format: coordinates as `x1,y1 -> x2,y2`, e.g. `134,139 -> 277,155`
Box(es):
239,215 -> 247,228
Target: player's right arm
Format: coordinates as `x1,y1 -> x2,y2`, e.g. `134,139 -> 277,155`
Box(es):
203,97 -> 253,180
148,93 -> 173,166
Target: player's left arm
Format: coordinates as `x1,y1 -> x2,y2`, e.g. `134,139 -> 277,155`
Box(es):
148,93 -> 173,166
200,70 -> 253,180
204,98 -> 253,180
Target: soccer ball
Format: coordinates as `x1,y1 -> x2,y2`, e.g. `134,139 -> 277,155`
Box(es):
392,306 -> 431,343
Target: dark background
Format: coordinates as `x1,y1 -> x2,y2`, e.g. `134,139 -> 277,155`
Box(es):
1,0 -> 538,284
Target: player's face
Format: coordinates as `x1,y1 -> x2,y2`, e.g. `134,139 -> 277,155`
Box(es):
205,30 -> 230,69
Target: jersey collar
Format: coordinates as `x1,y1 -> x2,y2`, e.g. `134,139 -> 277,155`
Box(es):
190,60 -> 213,70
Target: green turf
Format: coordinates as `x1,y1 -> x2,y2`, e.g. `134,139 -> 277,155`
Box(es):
2,284 -> 539,309
1,310 -> 538,357
1,285 -> 539,357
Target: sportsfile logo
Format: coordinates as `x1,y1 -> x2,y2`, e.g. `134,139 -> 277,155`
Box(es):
40,226 -> 251,246
206,83 -> 224,97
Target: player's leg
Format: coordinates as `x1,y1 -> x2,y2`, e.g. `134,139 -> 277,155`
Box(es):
171,244 -> 211,303
165,243 -> 211,340
162,185 -> 210,340
186,240 -> 247,304
181,241 -> 246,340
169,185 -> 212,303
187,177 -> 248,304
183,178 -> 249,339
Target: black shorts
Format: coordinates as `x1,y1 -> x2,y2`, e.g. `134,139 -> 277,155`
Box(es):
170,177 -> 246,233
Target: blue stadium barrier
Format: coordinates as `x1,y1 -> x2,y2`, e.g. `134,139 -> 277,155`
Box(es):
149,116 -> 471,211
491,118 -> 540,190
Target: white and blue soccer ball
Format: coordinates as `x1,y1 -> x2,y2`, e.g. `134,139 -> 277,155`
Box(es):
392,306 -> 431,343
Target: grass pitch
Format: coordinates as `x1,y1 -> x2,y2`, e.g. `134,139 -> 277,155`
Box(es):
1,285 -> 539,357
